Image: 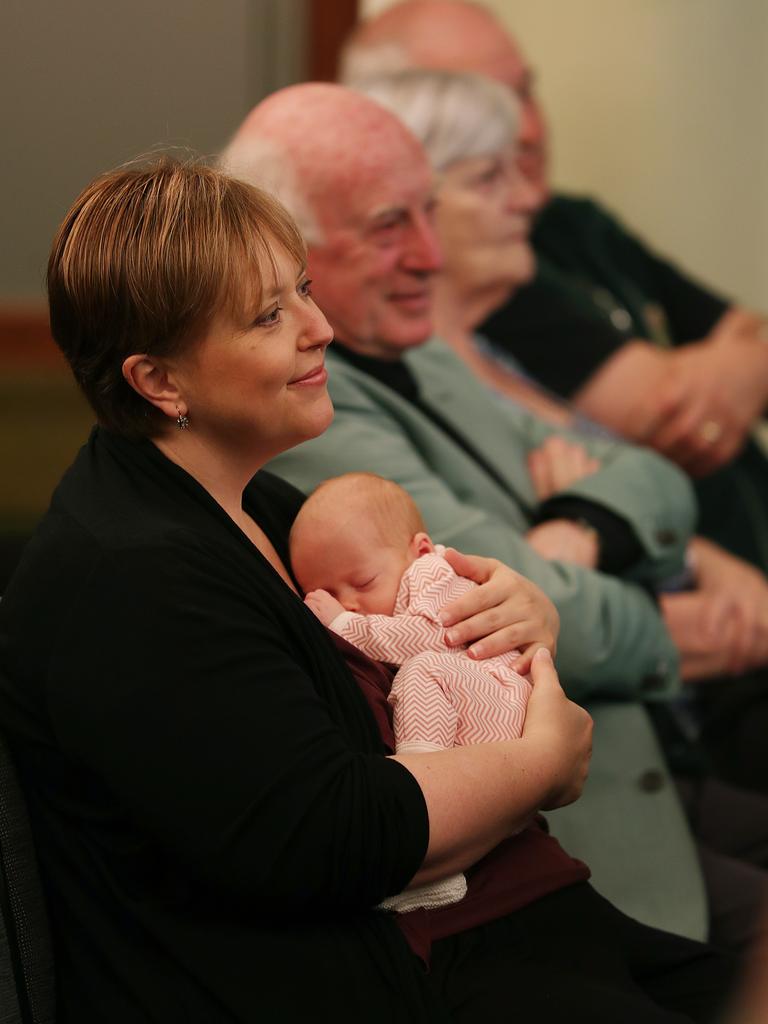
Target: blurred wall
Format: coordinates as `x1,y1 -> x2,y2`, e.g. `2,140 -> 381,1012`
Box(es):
360,0 -> 768,309
0,0 -> 306,575
1,0 -> 306,303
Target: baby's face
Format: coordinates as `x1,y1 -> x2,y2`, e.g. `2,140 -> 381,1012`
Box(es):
294,526 -> 414,616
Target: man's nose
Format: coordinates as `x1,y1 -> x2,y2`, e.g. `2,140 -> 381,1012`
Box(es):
402,212 -> 443,273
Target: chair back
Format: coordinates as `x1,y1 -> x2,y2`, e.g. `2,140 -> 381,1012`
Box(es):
0,732 -> 55,1023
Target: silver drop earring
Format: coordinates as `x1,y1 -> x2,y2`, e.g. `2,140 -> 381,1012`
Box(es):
176,408 -> 190,430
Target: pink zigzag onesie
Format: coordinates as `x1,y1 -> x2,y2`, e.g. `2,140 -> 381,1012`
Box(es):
329,545 -> 532,913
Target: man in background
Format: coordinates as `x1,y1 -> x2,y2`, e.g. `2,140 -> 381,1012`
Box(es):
340,0 -> 768,575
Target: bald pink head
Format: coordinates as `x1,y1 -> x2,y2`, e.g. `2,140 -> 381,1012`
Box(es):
224,82 -> 442,359
230,83 -> 425,232
342,0 -> 549,197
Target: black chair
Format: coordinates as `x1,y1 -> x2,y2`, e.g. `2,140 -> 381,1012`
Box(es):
0,732 -> 55,1023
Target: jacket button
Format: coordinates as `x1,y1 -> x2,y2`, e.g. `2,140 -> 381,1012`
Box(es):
655,529 -> 678,546
638,769 -> 665,793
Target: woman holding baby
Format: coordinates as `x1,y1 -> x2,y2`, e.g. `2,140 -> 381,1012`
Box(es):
0,159 -> 734,1021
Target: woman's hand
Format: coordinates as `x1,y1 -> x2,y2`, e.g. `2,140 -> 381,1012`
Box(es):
439,548 -> 559,672
392,649 -> 592,885
522,648 -> 593,810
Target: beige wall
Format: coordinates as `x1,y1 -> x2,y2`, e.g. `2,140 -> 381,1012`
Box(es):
0,0 -> 306,546
0,0 -> 306,302
360,0 -> 768,309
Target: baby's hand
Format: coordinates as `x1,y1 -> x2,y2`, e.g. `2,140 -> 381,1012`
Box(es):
304,589 -> 346,626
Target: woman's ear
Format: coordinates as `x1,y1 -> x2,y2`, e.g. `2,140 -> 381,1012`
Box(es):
411,532 -> 435,557
122,354 -> 186,422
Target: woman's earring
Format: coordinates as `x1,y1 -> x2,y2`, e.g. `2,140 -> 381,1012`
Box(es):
176,407 -> 190,430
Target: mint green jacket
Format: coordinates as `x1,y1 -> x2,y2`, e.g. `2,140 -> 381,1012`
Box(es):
269,339 -> 706,938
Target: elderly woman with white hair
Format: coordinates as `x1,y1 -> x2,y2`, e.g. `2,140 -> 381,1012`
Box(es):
356,68 -> 579,430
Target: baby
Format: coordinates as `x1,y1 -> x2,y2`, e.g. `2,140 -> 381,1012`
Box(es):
290,472 -> 532,914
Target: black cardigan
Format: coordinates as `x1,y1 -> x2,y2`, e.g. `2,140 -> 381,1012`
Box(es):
0,428 -> 436,1022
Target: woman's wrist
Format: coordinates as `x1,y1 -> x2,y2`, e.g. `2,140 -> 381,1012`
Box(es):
392,740 -> 554,870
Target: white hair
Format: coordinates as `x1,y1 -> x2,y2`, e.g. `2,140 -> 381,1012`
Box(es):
217,134 -> 322,244
353,68 -> 520,173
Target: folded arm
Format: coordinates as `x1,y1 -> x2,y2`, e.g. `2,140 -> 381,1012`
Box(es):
52,544 -> 429,915
269,386 -> 690,700
573,309 -> 768,476
394,649 -> 592,887
51,543 -> 589,908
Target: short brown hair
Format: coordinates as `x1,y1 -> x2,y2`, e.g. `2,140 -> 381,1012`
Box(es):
47,155 -> 306,437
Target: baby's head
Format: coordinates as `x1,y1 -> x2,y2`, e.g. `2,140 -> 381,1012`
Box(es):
290,473 -> 433,615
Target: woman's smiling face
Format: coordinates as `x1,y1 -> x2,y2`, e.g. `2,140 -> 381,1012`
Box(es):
168,242 -> 335,463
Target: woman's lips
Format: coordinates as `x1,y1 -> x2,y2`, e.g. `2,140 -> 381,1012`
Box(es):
288,365 -> 328,387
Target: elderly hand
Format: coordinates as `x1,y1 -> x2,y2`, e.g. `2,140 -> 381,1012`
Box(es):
525,519 -> 599,569
304,589 -> 347,627
705,307 -> 768,425
660,592 -> 744,681
690,537 -> 768,674
439,548 -> 559,672
661,537 -> 768,679
527,435 -> 601,501
644,353 -> 745,477
641,311 -> 768,476
572,327 -> 768,477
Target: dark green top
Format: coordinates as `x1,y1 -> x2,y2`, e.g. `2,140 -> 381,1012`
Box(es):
482,193 -> 729,396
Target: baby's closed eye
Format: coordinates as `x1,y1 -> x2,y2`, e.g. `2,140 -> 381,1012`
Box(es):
351,575 -> 377,590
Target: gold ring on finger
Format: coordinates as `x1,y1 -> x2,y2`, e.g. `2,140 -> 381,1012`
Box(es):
699,420 -> 723,444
